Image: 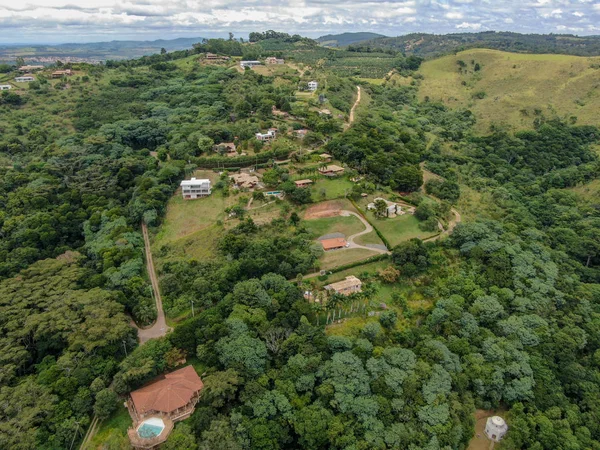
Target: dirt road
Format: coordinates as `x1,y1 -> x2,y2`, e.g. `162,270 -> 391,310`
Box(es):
345,86 -> 361,130
138,222 -> 170,343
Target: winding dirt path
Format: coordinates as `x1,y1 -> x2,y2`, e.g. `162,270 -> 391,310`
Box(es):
138,222 -> 171,343
340,210 -> 390,254
345,86 -> 361,130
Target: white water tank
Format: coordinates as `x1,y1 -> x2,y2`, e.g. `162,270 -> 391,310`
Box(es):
485,416 -> 508,442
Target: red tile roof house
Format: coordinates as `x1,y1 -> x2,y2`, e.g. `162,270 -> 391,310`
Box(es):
127,366 -> 204,449
321,237 -> 348,251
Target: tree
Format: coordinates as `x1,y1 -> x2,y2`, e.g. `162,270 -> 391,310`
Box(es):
380,310 -> 398,329
373,199 -> 388,218
391,166 -> 423,192
93,388 -> 118,420
162,423 -> 197,450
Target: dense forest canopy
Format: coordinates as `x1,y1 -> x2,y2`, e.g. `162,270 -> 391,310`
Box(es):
0,32 -> 599,450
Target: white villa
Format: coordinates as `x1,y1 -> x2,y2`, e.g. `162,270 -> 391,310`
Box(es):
15,76 -> 34,82
255,128 -> 277,142
308,80 -> 318,91
240,60 -> 261,69
180,178 -> 211,199
0,85 -> 11,91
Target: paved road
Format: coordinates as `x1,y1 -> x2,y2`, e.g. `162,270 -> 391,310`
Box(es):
138,222 -> 170,343
340,210 -> 390,254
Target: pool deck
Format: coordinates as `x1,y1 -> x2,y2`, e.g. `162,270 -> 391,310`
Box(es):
128,417 -> 174,450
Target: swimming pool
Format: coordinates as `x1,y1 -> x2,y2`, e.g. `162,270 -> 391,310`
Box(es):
137,417 -> 165,439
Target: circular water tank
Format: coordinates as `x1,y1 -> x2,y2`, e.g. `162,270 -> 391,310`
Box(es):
485,416 -> 508,442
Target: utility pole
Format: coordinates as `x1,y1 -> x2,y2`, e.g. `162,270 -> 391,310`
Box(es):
69,421 -> 81,450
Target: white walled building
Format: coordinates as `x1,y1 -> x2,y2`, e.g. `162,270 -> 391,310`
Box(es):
15,76 -> 34,82
485,416 -> 508,442
0,85 -> 11,91
255,128 -> 277,142
308,80 -> 318,91
240,60 -> 261,69
181,178 -> 211,199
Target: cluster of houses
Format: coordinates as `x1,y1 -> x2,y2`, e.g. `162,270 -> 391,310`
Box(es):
11,66 -> 73,83
240,57 -> 285,69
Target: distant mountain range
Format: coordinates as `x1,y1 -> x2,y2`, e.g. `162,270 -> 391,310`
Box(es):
0,37 -> 205,63
355,32 -> 600,58
317,32 -> 386,48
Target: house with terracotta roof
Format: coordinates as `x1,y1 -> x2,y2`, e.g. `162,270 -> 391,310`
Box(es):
324,276 -> 362,296
294,179 -> 313,188
51,69 -> 72,78
230,172 -> 260,189
127,366 -> 204,449
321,237 -> 348,251
319,153 -> 332,162
318,164 -> 345,177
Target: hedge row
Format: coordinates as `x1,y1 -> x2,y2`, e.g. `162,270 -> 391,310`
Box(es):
195,148 -> 291,169
349,198 -> 392,250
327,253 -> 391,275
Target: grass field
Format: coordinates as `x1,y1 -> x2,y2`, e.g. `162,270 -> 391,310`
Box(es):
311,177 -> 354,201
320,248 -> 379,270
354,229 -> 385,246
314,258 -> 391,287
419,49 -> 600,133
367,212 -> 436,247
303,214 -> 365,238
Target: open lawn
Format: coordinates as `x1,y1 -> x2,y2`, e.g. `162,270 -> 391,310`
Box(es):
303,214 -> 365,239
87,405 -> 131,449
354,229 -> 385,247
367,212 -> 436,247
320,248 -> 379,270
311,177 -> 355,201
419,48 -> 600,133
314,258 -> 391,287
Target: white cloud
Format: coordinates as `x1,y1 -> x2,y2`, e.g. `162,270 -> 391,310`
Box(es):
1,0 -> 600,43
445,11 -> 464,19
456,21 -> 482,29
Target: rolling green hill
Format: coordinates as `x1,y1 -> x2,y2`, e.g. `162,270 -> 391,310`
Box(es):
418,48 -> 600,132
317,32 -> 386,48
358,31 -> 600,58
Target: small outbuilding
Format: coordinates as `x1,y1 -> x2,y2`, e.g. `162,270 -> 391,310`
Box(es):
485,416 -> 508,442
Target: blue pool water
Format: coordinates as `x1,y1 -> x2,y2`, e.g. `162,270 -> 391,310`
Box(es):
138,422 -> 164,439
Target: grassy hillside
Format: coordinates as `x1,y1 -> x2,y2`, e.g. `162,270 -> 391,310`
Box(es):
418,49 -> 600,132
359,31 -> 600,58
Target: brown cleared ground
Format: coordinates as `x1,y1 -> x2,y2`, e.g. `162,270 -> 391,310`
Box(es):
303,198 -> 357,219
467,409 -> 507,450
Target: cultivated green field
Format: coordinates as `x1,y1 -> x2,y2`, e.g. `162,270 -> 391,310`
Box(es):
303,214 -> 365,238
311,177 -> 354,201
320,248 -> 378,270
419,49 -> 600,132
367,212 -> 436,247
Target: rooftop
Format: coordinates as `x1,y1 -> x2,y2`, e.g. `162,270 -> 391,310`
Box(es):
180,178 -> 210,186
325,275 -> 362,291
319,164 -> 344,172
321,237 -> 347,250
130,366 -> 204,415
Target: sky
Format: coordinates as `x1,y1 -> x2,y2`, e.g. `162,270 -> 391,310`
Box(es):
1,0 -> 600,44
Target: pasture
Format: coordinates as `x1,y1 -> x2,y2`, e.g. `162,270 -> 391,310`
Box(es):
419,49 -> 600,132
